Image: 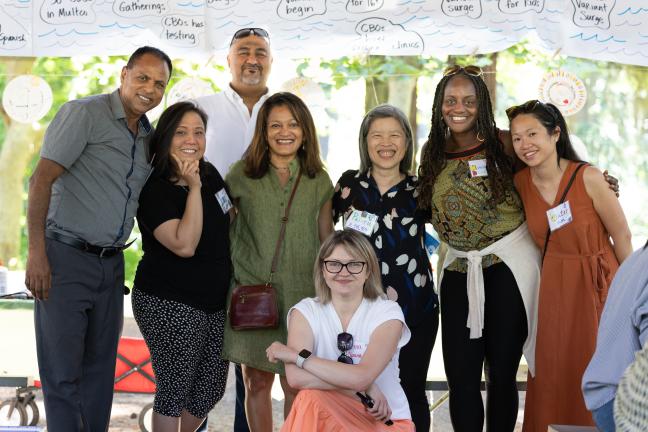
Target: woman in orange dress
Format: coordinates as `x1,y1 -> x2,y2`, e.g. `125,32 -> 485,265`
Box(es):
507,100 -> 633,432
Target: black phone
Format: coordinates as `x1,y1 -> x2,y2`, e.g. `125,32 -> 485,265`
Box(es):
355,392 -> 393,426
356,391 -> 374,408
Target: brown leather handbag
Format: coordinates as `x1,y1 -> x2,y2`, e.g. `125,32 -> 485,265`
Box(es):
229,170 -> 303,330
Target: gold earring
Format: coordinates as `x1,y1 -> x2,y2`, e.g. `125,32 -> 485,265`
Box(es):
476,131 -> 485,143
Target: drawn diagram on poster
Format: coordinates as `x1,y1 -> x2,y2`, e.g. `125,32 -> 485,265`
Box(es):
1,0 -> 647,67
167,77 -> 213,105
2,75 -> 53,123
538,70 -> 587,116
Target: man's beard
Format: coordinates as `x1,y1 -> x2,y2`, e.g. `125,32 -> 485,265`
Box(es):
241,66 -> 263,86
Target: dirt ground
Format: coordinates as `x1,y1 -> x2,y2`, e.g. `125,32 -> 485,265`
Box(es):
0,378 -> 525,431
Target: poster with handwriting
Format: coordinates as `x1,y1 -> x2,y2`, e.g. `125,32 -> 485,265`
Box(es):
1,0 -> 646,66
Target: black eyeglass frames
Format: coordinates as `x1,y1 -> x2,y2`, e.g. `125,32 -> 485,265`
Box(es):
230,28 -> 270,45
322,260 -> 366,275
443,64 -> 483,77
337,332 -> 354,364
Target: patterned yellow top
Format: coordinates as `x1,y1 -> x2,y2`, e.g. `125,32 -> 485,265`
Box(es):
431,144 -> 524,273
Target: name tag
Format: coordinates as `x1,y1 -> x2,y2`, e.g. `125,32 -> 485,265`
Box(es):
345,210 -> 378,236
215,188 -> 233,214
546,201 -> 573,231
424,231 -> 440,256
469,159 -> 488,177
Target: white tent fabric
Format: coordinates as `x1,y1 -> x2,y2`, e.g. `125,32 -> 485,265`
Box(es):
0,0 -> 646,66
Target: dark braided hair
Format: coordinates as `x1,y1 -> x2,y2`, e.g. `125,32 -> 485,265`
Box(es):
418,72 -> 515,213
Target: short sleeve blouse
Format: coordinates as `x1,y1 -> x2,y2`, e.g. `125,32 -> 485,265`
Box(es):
221,159 -> 334,374
290,296 -> 412,420
134,163 -> 231,312
332,169 -> 438,327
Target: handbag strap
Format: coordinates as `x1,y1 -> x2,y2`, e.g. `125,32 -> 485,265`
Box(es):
267,169 -> 303,283
541,162 -> 587,264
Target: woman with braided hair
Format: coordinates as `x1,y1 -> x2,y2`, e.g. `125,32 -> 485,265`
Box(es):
418,65 -> 541,432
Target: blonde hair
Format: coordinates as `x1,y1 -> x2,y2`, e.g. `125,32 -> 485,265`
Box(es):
313,229 -> 384,303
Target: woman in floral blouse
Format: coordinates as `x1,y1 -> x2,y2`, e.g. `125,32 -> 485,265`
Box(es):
332,104 -> 439,432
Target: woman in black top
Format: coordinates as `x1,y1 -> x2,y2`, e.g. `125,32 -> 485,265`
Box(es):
332,104 -> 439,432
133,101 -> 232,432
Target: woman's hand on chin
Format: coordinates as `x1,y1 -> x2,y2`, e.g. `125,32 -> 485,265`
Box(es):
266,341 -> 297,364
172,154 -> 202,189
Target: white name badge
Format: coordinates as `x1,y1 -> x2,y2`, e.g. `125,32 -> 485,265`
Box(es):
215,188 -> 233,214
546,201 -> 573,231
468,159 -> 488,177
345,210 -> 378,236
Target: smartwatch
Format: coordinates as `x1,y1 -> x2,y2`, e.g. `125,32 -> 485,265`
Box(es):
296,349 -> 311,368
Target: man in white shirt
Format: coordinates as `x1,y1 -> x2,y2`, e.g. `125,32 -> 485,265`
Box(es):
195,28 -> 273,432
196,28 -> 273,175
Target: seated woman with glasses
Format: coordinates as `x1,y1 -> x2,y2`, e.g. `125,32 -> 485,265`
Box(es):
507,100 -> 632,432
266,229 -> 414,431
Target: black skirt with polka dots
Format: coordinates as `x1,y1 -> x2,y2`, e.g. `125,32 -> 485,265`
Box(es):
132,288 -> 229,418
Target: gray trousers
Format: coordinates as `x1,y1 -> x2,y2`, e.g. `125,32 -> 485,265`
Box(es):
35,238 -> 124,432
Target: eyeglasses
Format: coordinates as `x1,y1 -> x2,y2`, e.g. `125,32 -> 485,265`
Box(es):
443,64 -> 483,77
230,28 -> 270,46
323,260 -> 366,275
505,99 -> 543,120
337,332 -> 354,364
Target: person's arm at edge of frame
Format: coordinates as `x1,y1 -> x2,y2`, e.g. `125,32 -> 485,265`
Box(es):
278,309 -> 403,392
26,158 -> 66,300
634,252 -> 648,349
583,165 -> 633,263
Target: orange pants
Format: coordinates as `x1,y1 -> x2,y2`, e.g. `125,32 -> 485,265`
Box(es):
281,389 -> 415,432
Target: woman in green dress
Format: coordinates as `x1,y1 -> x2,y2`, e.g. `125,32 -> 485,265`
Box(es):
224,92 -> 334,432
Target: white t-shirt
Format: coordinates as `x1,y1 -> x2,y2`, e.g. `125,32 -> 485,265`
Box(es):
195,85 -> 270,176
290,296 -> 412,420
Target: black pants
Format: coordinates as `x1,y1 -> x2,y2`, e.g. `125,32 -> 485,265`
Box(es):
234,364 -> 249,432
399,307 -> 439,432
35,239 -> 124,432
441,262 -> 527,432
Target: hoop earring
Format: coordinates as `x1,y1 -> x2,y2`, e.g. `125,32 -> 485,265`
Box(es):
476,131 -> 485,143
